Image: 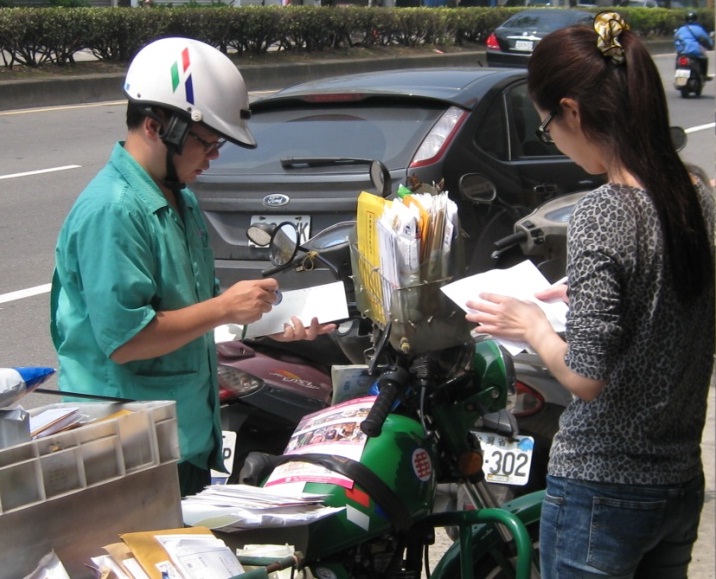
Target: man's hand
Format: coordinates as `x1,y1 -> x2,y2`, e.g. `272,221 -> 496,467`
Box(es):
270,316 -> 337,342
219,278 -> 281,325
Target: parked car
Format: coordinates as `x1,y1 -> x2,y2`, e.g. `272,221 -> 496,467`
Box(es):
192,67 -> 603,291
485,9 -> 594,68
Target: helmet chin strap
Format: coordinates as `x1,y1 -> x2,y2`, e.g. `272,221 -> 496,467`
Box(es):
141,108 -> 189,193
158,115 -> 190,193
163,147 -> 184,193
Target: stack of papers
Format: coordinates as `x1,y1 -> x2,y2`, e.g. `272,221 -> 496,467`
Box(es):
355,190 -> 459,324
182,484 -> 343,532
92,526 -> 243,579
440,260 -> 568,355
29,406 -> 86,438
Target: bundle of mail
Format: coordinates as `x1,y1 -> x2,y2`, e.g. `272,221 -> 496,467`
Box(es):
181,484 -> 343,532
353,188 -> 470,353
89,526 -> 247,579
89,522 -> 308,579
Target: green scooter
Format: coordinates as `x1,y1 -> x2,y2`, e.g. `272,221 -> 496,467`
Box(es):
228,172 -> 544,577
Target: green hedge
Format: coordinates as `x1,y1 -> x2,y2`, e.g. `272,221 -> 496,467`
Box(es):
0,5 -> 711,67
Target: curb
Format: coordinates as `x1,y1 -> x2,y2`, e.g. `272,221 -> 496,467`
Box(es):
0,51 -> 485,112
0,39 -> 674,112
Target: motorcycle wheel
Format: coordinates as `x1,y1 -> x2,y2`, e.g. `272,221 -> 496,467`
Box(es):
471,521 -> 541,578
682,77 -> 704,98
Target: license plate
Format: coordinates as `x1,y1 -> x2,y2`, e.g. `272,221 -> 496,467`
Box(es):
473,430 -> 534,486
249,215 -> 311,247
514,40 -> 534,52
210,430 -> 237,485
675,69 -> 690,87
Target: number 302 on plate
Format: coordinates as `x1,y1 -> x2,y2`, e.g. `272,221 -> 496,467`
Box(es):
473,431 -> 534,486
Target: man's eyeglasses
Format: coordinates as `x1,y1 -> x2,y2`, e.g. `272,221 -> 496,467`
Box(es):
188,130 -> 227,154
535,109 -> 559,145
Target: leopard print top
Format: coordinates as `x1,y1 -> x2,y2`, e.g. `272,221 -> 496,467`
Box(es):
549,182 -> 715,485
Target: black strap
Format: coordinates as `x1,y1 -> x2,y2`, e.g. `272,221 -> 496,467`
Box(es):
684,24 -> 708,49
163,147 -> 185,193
272,452 -> 412,531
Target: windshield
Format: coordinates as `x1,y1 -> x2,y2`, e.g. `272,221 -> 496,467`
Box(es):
212,103 -> 445,174
503,12 -> 587,32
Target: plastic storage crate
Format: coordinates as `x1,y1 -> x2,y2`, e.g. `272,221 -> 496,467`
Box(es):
0,400 -> 182,578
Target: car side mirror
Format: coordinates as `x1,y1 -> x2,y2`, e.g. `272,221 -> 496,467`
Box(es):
459,173 -> 498,205
370,160 -> 392,198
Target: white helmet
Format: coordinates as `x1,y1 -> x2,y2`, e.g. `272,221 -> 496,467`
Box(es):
124,37 -> 256,149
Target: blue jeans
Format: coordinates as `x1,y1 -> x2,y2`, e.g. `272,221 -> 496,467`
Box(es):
540,474 -> 704,579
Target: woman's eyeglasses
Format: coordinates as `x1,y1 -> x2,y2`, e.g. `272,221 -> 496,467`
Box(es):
188,130 -> 227,154
535,109 -> 559,145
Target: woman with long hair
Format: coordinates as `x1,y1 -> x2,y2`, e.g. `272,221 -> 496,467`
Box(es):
466,12 -> 714,578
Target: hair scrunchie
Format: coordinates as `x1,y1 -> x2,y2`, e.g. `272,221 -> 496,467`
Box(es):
594,11 -> 630,65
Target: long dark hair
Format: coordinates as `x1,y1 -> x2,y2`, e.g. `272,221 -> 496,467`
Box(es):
527,23 -> 713,301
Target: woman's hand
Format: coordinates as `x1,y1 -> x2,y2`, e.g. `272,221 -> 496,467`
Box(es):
467,292 -> 605,401
466,293 -> 552,345
535,282 -> 569,304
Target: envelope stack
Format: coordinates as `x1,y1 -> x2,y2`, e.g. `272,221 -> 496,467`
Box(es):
354,189 -> 469,353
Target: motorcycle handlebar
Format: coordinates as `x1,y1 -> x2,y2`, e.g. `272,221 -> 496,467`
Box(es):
360,367 -> 409,438
493,231 -> 527,250
491,230 -> 528,261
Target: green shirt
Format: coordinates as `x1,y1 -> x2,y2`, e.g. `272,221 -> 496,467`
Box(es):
51,142 -> 223,472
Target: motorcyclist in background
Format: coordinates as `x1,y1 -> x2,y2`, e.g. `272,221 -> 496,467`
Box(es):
674,12 -> 714,77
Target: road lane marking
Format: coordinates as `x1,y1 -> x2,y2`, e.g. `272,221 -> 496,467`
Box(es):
0,284 -> 51,305
685,123 -> 715,134
0,165 -> 81,180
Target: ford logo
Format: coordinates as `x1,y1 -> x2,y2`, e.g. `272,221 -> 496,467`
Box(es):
262,194 -> 290,208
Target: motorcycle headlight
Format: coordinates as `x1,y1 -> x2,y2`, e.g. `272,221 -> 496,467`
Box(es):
218,365 -> 263,397
470,339 -> 515,413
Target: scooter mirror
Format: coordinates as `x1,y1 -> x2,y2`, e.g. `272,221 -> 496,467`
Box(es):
370,160 -> 392,198
458,173 -> 498,205
247,225 -> 273,247
670,126 -> 687,152
269,222 -> 300,267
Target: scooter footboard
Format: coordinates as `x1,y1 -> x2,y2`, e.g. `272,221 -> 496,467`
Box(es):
428,490 -> 544,579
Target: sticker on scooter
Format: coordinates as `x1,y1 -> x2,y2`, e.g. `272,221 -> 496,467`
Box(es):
412,448 -> 432,481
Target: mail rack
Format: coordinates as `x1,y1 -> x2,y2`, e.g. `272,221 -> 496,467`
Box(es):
0,400 -> 182,578
350,242 -> 471,355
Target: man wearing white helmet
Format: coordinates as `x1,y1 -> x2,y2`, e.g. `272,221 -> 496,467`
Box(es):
50,37 -> 335,496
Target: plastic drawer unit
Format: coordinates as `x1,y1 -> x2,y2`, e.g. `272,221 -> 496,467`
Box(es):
0,400 -> 182,578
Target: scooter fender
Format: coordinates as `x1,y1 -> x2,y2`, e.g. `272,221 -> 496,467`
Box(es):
429,490 -> 545,578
